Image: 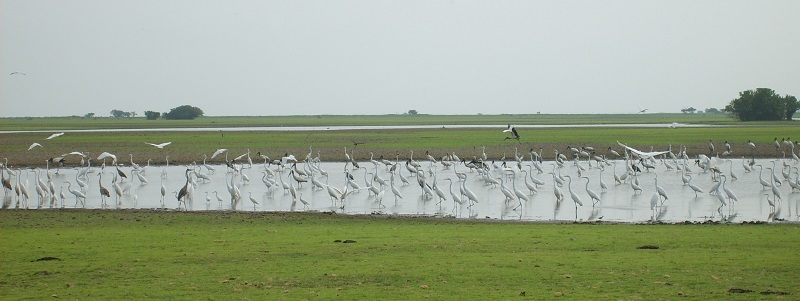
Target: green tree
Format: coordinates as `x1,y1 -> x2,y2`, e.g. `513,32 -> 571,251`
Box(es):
782,95 -> 799,120
144,111 -> 161,120
724,88 -> 797,121
680,107 -> 696,114
163,105 -> 204,120
110,109 -> 133,118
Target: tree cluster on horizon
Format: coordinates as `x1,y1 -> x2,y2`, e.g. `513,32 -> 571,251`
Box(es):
725,88 -> 798,121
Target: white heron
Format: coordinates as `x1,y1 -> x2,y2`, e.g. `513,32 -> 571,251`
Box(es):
46,133 -> 65,140
580,176 -> 601,207
686,175 -> 704,197
563,175 -> 583,220
63,181 -> 86,208
247,192 -> 259,211
145,142 -> 172,149
28,143 -> 42,150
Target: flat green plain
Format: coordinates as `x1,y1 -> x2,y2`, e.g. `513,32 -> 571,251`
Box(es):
1,114 -> 798,167
2,210 -> 798,300
2,114 -> 799,300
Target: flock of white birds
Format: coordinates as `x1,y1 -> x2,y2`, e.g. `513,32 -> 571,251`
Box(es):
3,130 -> 800,223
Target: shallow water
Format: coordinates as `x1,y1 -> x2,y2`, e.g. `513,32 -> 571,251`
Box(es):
3,158 -> 798,223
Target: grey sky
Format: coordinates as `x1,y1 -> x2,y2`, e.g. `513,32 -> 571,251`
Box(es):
2,0 -> 799,117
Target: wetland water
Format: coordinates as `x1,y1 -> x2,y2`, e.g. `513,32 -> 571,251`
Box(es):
4,158 -> 797,223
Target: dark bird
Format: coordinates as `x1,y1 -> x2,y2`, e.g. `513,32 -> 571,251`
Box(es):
503,124 -> 520,143
116,166 -> 127,180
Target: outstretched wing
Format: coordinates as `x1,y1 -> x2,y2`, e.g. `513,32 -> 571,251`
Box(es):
616,141 -> 669,159
211,148 -> 227,159
46,133 -> 65,140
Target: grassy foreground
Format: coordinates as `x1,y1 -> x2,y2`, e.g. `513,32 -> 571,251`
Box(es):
1,210 -> 798,300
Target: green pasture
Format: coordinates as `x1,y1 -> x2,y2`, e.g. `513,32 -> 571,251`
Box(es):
1,123 -> 798,167
1,210 -> 798,300
0,113 -> 743,131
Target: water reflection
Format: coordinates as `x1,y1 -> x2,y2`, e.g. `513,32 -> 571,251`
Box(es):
2,158 -> 798,223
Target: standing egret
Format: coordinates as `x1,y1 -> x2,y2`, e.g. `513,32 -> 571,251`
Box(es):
214,191 -> 224,208
654,174 -> 668,203
511,175 -> 528,210
389,173 -> 403,203
763,194 -> 776,219
630,175 -> 643,194
521,170 -> 538,195
650,192 -> 661,221
247,192 -> 259,211
766,167 -> 782,206
63,181 -> 86,208
444,178 -> 464,210
756,165 -> 771,189
563,175 -> 583,220
686,175 -> 704,197
719,175 -> 738,217
580,176 -> 601,207
549,173 -> 564,204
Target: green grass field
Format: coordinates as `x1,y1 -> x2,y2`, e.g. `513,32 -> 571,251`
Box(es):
1,121 -> 798,167
2,114 -> 800,300
0,113 -> 747,131
1,210 -> 798,300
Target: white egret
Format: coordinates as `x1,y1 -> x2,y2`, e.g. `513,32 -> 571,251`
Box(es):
247,192 -> 259,211
145,142 -> 172,149
63,181 -> 86,208
580,176 -> 601,207
563,175 -> 583,220
46,133 -> 64,140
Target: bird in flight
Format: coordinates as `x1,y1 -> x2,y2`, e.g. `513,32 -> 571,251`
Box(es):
46,132 -> 65,140
616,141 -> 669,159
28,142 -> 42,150
211,148 -> 228,159
637,106 -> 648,114
503,124 -> 520,143
145,142 -> 172,149
10,72 -> 26,76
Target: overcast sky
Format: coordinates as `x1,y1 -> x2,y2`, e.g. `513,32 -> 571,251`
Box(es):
2,0 -> 799,117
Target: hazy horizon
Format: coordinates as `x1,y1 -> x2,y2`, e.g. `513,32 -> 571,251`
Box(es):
2,1 -> 799,117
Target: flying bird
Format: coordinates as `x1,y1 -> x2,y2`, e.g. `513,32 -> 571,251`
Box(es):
145,142 -> 172,149
97,152 -> 118,164
211,148 -> 228,159
46,133 -> 65,140
616,141 -> 669,159
28,143 -> 42,150
10,72 -> 26,76
503,124 -> 520,142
